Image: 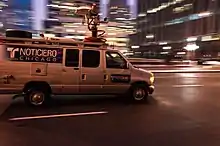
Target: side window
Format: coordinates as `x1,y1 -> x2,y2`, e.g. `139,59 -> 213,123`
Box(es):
65,49 -> 79,67
106,51 -> 127,69
82,50 -> 100,68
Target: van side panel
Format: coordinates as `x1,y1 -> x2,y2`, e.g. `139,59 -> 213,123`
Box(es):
0,61 -> 62,94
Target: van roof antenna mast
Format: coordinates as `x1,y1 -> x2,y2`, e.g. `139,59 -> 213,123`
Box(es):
81,4 -> 108,43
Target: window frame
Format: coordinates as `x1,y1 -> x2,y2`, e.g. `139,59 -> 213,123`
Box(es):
81,49 -> 101,68
65,48 -> 80,67
105,51 -> 128,69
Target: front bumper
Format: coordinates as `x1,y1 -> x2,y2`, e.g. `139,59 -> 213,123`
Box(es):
148,85 -> 154,94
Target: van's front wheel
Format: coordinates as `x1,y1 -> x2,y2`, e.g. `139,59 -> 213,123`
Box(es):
24,89 -> 50,107
130,84 -> 148,102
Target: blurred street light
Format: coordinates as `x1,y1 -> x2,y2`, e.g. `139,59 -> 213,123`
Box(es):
184,43 -> 199,51
159,42 -> 168,45
186,37 -> 197,42
146,34 -> 154,39
163,46 -> 172,50
131,45 -> 140,49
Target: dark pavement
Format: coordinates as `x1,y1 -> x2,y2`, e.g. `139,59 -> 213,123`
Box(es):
1,73 -> 220,146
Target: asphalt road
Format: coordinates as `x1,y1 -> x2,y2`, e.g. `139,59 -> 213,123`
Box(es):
1,73 -> 220,146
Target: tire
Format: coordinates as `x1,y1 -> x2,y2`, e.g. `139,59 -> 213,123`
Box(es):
24,88 -> 50,107
129,84 -> 149,102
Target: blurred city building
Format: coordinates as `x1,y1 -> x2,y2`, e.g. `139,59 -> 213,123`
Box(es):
3,0 -> 32,31
45,0 -> 137,53
105,0 -> 136,53
130,0 -> 220,60
0,0 -> 8,33
45,0 -> 99,37
0,0 -> 137,54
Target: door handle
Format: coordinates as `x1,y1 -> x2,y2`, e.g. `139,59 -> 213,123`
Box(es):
73,68 -> 79,70
104,74 -> 108,80
82,74 -> 86,80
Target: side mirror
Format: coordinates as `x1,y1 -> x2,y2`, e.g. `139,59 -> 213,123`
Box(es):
126,62 -> 129,69
121,62 -> 129,69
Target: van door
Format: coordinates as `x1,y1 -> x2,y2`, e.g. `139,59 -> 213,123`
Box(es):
103,50 -> 131,94
79,49 -> 104,94
62,48 -> 80,94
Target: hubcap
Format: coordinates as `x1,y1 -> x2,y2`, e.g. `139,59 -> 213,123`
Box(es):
133,88 -> 146,101
30,92 -> 45,106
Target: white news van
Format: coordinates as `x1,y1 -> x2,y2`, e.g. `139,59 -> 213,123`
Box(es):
0,36 -> 154,107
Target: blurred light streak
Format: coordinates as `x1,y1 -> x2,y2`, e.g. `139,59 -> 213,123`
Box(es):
66,29 -> 76,32
201,35 -> 220,42
131,45 -> 139,49
198,11 -> 212,17
106,37 -> 128,41
44,33 -> 55,37
159,42 -> 168,45
177,52 -> 186,55
184,43 -> 199,51
77,30 -> 86,33
108,33 -> 116,35
32,0 -> 47,30
178,73 -> 199,78
186,37 -> 197,42
160,52 -> 169,54
146,34 -> 154,39
163,46 -> 172,50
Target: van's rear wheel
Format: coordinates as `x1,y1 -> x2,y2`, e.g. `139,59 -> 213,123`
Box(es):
130,84 -> 148,102
24,89 -> 50,106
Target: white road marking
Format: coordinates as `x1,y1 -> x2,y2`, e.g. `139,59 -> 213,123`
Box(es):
9,111 -> 108,121
136,64 -> 193,67
172,84 -> 204,88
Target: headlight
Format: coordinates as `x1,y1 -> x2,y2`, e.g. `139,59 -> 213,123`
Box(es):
150,76 -> 154,84
150,73 -> 154,84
